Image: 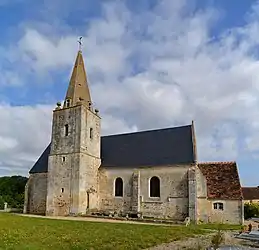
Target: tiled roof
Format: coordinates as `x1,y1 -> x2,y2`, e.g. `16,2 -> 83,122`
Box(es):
30,125 -> 195,174
198,161 -> 243,200
242,187 -> 259,200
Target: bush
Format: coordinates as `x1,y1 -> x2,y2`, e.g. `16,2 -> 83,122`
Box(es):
244,202 -> 259,220
211,228 -> 224,249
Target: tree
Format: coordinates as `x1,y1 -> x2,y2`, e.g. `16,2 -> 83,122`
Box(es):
0,176 -> 28,209
244,202 -> 259,220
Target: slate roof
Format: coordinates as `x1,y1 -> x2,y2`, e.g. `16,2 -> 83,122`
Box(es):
29,144 -> 51,174
242,187 -> 259,200
29,125 -> 195,173
198,162 -> 243,200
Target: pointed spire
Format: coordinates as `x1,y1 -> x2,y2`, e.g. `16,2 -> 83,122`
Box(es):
63,46 -> 92,108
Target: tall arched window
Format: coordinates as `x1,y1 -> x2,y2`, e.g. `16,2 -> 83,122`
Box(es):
150,176 -> 160,197
115,177 -> 123,197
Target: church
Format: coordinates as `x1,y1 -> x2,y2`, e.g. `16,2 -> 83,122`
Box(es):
24,48 -> 244,224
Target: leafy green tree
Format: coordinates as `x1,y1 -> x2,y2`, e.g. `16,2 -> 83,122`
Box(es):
244,202 -> 259,219
0,176 -> 28,209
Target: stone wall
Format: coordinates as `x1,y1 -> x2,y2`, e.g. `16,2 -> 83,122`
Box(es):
24,173 -> 47,214
46,104 -> 101,216
78,154 -> 101,213
98,168 -> 132,213
197,199 -> 243,225
140,165 -> 190,220
78,105 -> 101,213
131,171 -> 140,213
208,200 -> 243,224
196,167 -> 208,223
188,166 -> 197,222
196,168 -> 243,224
98,164 -> 193,220
46,153 -> 80,216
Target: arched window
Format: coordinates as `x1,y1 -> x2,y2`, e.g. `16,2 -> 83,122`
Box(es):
213,202 -> 224,210
150,176 -> 160,197
115,177 -> 123,197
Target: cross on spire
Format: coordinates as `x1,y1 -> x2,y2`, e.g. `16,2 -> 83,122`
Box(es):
78,36 -> 83,51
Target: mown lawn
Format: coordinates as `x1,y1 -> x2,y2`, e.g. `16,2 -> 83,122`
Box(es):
197,223 -> 242,231
0,213 -> 240,250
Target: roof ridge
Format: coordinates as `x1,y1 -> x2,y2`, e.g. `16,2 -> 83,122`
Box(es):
102,124 -> 192,138
198,161 -> 236,165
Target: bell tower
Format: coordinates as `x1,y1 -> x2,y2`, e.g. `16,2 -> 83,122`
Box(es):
46,46 -> 101,216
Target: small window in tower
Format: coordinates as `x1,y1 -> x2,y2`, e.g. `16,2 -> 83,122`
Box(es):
64,124 -> 69,136
65,99 -> 70,108
90,128 -> 93,139
61,188 -> 64,193
62,157 -> 66,162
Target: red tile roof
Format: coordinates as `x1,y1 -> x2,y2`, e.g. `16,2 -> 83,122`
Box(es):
242,187 -> 259,200
198,161 -> 243,200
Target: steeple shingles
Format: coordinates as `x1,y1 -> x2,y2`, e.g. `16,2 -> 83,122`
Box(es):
63,50 -> 91,108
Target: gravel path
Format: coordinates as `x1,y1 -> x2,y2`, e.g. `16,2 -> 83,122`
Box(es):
18,213 -> 174,227
146,231 -> 259,249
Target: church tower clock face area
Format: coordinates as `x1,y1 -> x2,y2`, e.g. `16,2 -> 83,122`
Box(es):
46,45 -> 101,216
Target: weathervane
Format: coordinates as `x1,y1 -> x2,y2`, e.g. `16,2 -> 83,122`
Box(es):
78,36 -> 83,51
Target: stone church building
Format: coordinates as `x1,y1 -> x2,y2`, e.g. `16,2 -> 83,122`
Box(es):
24,49 -> 244,224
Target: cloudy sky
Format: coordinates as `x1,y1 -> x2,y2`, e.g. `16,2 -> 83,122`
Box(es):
1,0 -> 259,186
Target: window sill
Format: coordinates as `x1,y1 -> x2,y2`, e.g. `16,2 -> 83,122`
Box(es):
142,201 -> 163,204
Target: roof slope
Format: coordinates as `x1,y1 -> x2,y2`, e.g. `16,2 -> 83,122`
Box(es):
242,187 -> 259,200
101,125 -> 195,167
198,162 -> 243,200
30,125 -> 195,173
29,143 -> 50,174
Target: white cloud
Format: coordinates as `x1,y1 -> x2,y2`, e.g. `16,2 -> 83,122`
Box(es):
0,103 -> 136,176
2,0 -> 259,185
0,104 -> 53,176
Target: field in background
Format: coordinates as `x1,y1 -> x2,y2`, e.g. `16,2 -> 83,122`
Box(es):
0,213 -> 241,250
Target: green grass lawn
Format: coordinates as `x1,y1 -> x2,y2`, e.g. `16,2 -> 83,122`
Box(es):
0,213 -> 241,250
197,223 -> 242,231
